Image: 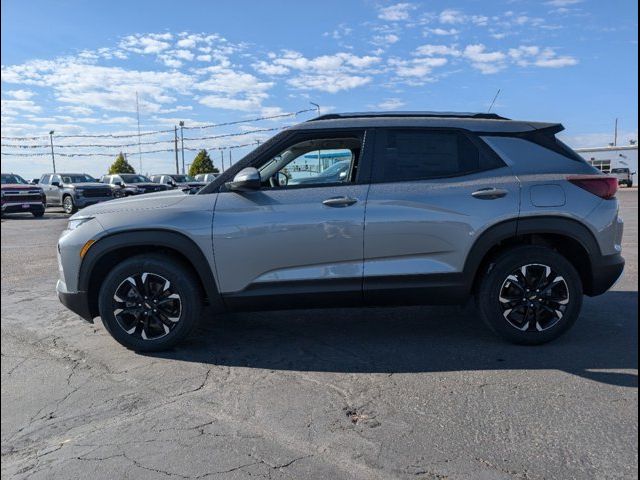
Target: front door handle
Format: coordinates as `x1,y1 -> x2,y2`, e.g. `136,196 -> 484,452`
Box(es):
472,187 -> 508,200
322,196 -> 358,207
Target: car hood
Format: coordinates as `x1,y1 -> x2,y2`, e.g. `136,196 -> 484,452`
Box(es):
1,184 -> 40,190
62,182 -> 109,188
72,189 -> 187,217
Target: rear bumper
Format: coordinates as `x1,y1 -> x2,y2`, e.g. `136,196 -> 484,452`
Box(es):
587,253 -> 625,296
56,279 -> 94,322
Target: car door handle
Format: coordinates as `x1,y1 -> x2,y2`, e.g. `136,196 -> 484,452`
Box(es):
322,196 -> 358,207
471,188 -> 508,200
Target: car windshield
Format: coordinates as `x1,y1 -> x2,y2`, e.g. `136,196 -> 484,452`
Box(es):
170,175 -> 196,182
1,174 -> 28,184
120,174 -> 151,183
61,174 -> 96,183
320,160 -> 350,176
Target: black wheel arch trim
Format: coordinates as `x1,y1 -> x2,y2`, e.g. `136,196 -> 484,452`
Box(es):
463,215 -> 605,294
78,229 -> 224,316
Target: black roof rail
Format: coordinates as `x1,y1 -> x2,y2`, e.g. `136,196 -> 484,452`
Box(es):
308,111 -> 510,121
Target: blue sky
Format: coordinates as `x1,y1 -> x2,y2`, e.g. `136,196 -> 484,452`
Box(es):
1,0 -> 637,178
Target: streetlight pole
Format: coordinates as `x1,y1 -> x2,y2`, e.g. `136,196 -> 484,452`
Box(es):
174,126 -> 179,174
179,121 -> 185,174
49,130 -> 56,173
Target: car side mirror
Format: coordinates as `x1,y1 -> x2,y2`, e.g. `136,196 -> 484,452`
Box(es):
114,181 -> 123,186
51,181 -> 61,188
226,167 -> 261,192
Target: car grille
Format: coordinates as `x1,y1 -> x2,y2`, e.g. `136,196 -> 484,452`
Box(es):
83,189 -> 112,198
2,190 -> 43,202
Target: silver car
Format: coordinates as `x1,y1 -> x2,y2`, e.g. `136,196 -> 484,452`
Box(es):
56,112 -> 625,351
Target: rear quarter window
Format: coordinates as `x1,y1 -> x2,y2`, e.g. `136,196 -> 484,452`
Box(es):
480,136 -> 598,175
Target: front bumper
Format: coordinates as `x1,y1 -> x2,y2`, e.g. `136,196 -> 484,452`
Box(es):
56,279 -> 94,322
587,253 -> 625,296
75,196 -> 113,208
1,201 -> 45,213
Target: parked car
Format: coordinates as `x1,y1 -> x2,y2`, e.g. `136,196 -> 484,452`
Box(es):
57,111 -> 625,351
39,173 -> 113,214
31,178 -> 40,185
149,174 -> 206,190
100,174 -> 170,197
1,173 -> 46,217
288,160 -> 351,185
194,173 -> 220,183
611,167 -> 634,187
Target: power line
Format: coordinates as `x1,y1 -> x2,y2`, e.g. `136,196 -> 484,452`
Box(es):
1,108 -> 315,141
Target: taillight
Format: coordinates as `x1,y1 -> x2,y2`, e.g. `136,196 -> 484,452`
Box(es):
568,175 -> 618,199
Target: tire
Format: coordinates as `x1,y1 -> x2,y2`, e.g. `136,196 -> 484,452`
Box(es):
63,195 -> 77,214
32,210 -> 45,218
98,254 -> 202,351
477,245 -> 583,345
627,181 -> 633,188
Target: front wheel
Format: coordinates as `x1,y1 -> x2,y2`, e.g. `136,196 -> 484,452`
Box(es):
98,255 -> 202,351
62,195 -> 77,214
477,246 -> 583,345
32,209 -> 45,218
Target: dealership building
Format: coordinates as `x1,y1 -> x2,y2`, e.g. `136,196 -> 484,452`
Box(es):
575,143 -> 638,185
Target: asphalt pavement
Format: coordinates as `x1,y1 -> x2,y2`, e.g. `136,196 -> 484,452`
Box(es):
1,189 -> 637,479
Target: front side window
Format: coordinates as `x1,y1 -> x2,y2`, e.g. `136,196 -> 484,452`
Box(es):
373,129 -> 502,182
40,175 -> 50,185
259,136 -> 362,188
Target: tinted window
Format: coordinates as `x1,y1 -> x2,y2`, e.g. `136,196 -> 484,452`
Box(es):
61,174 -> 96,183
1,174 -> 28,184
40,175 -> 50,185
612,168 -> 629,173
374,129 -> 502,182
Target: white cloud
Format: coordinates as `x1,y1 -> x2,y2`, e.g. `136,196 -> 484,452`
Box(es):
439,9 -> 465,25
119,33 -> 173,54
508,46 -> 577,68
4,89 -> 35,100
426,28 -> 460,36
378,3 -> 416,21
1,99 -> 42,115
252,60 -> 290,75
372,34 -> 400,46
288,73 -> 372,93
463,44 -> 507,74
545,0 -> 582,6
391,56 -> 448,77
376,98 -> 405,110
415,44 -> 461,57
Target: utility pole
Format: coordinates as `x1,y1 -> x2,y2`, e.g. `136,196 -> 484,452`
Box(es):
614,118 -> 618,146
136,92 -> 142,173
220,151 -> 224,172
174,126 -> 179,174
49,130 -> 56,173
179,121 -> 185,174
229,149 -> 232,167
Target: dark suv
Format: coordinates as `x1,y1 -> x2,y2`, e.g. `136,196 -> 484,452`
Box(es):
57,111 -> 625,351
1,173 -> 46,217
39,173 -> 113,214
100,174 -> 170,197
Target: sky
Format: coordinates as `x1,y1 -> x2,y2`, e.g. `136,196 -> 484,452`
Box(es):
1,0 -> 638,179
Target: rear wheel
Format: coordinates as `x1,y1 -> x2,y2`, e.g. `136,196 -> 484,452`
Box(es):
32,209 -> 45,218
98,255 -> 202,351
477,246 -> 583,345
62,195 -> 77,214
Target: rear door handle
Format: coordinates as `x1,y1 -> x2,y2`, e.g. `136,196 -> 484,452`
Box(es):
472,187 -> 508,200
322,196 -> 358,207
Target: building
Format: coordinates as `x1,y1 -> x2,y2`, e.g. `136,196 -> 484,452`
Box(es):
575,143 -> 638,185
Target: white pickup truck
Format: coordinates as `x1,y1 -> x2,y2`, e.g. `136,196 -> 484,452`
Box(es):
611,168 -> 635,187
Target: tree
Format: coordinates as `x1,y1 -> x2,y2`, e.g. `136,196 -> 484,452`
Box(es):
188,149 -> 218,177
108,153 -> 136,174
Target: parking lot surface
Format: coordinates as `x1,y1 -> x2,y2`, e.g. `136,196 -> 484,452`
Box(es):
1,191 -> 637,479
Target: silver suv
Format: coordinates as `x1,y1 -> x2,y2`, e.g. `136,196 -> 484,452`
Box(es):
56,112 -> 625,351
40,173 -> 113,214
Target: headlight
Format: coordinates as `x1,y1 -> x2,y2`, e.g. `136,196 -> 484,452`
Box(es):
67,216 -> 94,231
75,188 -> 85,194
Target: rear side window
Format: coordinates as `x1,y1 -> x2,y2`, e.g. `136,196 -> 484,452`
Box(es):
373,129 -> 503,182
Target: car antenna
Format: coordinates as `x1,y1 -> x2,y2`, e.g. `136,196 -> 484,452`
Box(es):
487,89 -> 501,113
